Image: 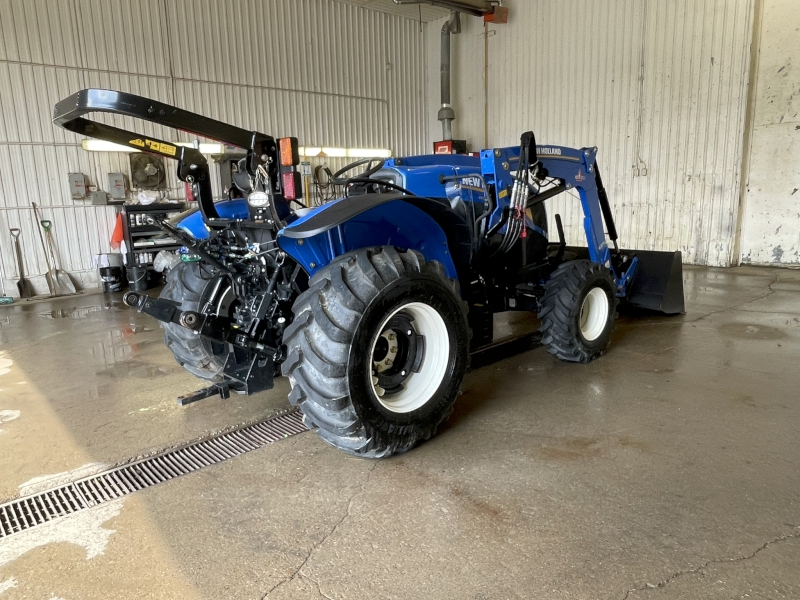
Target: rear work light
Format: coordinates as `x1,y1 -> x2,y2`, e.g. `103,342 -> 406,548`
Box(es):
279,137 -> 300,167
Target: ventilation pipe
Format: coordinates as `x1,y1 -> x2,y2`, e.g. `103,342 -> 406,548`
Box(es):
439,11 -> 460,141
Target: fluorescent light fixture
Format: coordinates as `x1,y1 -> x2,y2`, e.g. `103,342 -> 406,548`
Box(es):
298,147 -> 392,159
321,147 -> 348,158
81,139 -> 138,152
175,142 -> 225,154
82,139 -> 225,154
347,148 -> 392,158
83,139 -> 391,159
201,143 -> 224,154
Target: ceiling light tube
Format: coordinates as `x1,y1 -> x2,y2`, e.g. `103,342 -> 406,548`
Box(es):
81,139 -> 139,152
175,142 -> 225,154
298,147 -> 392,158
83,140 -> 225,154
347,148 -> 392,158
320,147 -> 348,158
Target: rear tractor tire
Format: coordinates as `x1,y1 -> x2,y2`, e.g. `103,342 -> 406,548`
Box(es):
538,260 -> 617,363
160,261 -> 227,382
281,246 -> 469,458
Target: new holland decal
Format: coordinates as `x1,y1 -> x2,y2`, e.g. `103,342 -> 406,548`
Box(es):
459,176 -> 485,192
537,146 -> 562,156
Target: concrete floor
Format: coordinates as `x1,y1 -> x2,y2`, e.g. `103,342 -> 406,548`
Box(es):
0,265 -> 798,599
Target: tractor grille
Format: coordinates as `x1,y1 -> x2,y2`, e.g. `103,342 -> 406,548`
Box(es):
0,409 -> 307,539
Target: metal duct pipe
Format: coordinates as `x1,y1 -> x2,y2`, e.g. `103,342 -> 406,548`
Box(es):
438,12 -> 460,140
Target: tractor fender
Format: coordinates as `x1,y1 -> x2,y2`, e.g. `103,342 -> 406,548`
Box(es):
174,199 -> 250,240
277,193 -> 472,283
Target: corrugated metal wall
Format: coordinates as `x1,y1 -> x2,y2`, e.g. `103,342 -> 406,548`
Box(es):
428,0 -> 755,266
0,0 -> 429,294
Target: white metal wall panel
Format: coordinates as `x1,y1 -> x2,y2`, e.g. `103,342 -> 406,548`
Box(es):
740,0 -> 800,266
0,0 -> 429,294
428,0 -> 754,266
0,0 -> 82,67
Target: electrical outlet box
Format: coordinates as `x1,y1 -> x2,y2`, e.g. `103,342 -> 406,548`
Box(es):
108,173 -> 127,199
69,173 -> 87,199
89,190 -> 109,205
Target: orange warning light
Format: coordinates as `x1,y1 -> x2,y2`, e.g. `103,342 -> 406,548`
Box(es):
279,137 -> 299,167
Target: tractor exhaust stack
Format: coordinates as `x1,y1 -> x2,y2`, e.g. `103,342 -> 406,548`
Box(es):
439,12 -> 460,140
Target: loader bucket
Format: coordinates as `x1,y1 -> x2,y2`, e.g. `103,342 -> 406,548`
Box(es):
623,250 -> 685,314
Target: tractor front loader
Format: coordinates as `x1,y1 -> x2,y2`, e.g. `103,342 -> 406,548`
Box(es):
53,89 -> 684,458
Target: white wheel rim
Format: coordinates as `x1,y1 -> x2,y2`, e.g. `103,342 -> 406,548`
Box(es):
579,287 -> 609,342
369,301 -> 450,414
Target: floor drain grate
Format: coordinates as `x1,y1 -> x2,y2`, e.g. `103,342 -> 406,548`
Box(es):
0,409 -> 307,539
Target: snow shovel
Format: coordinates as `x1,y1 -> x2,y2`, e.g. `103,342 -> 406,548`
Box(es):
41,220 -> 77,294
31,203 -> 75,296
9,228 -> 35,298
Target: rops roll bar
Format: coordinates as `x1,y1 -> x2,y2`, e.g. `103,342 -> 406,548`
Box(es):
53,89 -> 281,223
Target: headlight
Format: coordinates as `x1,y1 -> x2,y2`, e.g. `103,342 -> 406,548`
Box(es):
248,191 -> 269,207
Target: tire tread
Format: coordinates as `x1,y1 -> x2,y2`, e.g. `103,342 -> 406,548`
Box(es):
160,262 -> 225,381
537,260 -> 617,364
281,246 -> 466,458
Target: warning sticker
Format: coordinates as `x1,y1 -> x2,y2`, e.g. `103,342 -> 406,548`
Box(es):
145,139 -> 176,156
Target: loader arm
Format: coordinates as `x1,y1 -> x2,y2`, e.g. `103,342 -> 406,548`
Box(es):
480,143 -> 684,313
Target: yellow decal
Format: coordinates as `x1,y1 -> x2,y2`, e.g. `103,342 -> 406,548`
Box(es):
129,138 -> 145,147
499,189 -> 508,198
144,139 -> 176,156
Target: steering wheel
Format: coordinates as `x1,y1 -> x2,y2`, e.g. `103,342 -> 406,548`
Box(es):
331,158 -> 386,185
231,158 -> 252,195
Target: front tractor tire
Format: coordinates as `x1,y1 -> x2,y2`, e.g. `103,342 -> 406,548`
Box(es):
281,247 -> 469,458
538,260 -> 617,363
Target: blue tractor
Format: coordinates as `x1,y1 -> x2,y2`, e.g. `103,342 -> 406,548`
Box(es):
54,89 -> 684,458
